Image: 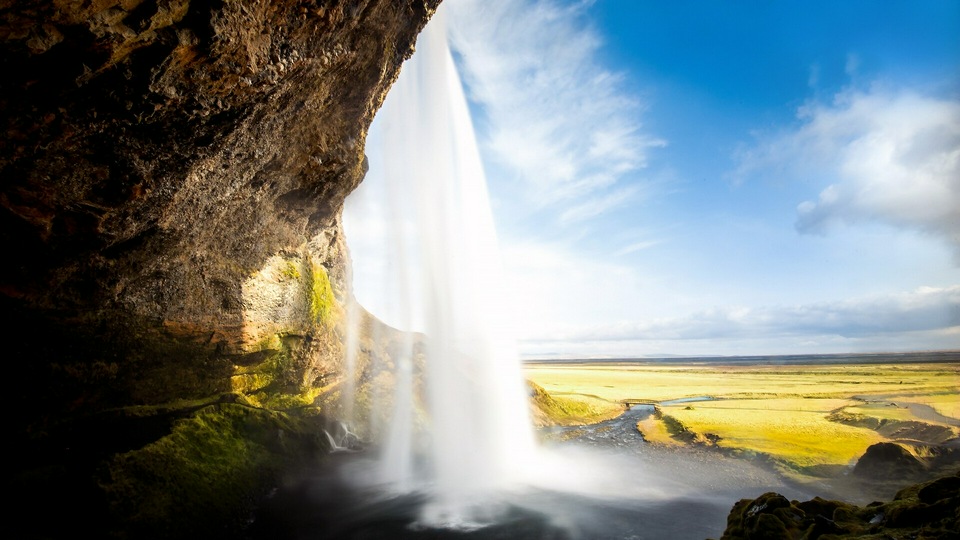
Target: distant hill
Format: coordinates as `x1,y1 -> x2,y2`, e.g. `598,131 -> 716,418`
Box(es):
524,350 -> 960,365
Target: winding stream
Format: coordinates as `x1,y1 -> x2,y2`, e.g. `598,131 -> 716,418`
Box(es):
892,401 -> 959,427
545,404 -> 654,447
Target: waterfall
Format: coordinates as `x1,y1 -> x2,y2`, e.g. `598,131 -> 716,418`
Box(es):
343,4 -> 536,528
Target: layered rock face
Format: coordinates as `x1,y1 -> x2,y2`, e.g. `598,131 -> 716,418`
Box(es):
2,1 -> 438,537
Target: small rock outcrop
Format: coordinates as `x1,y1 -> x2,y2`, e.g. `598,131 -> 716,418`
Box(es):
853,441 -> 928,479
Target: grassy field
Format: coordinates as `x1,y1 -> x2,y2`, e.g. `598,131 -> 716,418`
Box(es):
525,360 -> 959,478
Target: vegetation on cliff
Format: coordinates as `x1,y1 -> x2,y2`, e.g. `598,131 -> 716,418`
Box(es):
99,401 -> 329,539
528,380 -> 624,427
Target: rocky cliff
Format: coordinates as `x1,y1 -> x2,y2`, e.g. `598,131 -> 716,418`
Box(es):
2,1 -> 438,537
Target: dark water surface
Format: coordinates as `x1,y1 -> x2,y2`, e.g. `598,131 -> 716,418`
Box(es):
247,407 -> 810,540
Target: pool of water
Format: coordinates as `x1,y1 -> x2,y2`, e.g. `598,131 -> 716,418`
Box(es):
247,407 -> 810,540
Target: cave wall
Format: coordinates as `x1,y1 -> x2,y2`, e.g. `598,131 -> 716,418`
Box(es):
2,0 -> 438,420
2,2 -> 438,535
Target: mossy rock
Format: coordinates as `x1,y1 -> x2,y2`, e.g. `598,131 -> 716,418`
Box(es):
97,402 -> 328,539
721,493 -> 803,539
718,472 -> 960,539
307,259 -> 338,326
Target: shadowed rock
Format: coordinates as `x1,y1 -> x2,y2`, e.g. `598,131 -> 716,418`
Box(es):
853,442 -> 927,479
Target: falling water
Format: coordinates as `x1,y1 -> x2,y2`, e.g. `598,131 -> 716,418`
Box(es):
254,7 -> 816,538
345,4 -> 535,528
339,299 -> 361,426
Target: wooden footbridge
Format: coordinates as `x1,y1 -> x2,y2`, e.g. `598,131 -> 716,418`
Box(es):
619,399 -> 663,416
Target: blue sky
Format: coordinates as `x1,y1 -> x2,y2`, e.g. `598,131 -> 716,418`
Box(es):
345,0 -> 960,358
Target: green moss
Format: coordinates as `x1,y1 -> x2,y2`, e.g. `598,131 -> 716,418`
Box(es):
306,260 -> 336,326
99,403 -> 324,539
229,372 -> 274,394
232,350 -> 283,377
251,334 -> 284,352
551,396 -> 607,418
230,348 -> 287,400
228,338 -> 327,410
255,386 -> 325,410
529,381 -> 622,425
280,259 -> 301,280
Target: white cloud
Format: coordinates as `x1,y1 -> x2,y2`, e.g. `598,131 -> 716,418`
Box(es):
520,327 -> 960,358
446,0 -> 664,219
733,86 -> 960,262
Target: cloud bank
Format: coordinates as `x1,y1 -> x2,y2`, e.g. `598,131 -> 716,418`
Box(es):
446,0 -> 664,221
734,86 -> 960,262
528,285 -> 960,344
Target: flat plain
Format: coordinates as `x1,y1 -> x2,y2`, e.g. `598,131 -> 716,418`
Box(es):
524,357 -> 960,482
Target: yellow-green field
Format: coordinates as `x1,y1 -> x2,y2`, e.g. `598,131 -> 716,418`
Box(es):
526,361 -> 959,478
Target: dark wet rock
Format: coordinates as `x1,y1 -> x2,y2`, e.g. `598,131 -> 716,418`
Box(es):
718,472 -> 960,539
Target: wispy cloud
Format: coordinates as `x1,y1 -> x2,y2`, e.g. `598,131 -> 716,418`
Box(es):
559,185 -> 641,223
615,239 -> 662,256
733,85 -> 960,262
447,0 -> 664,221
